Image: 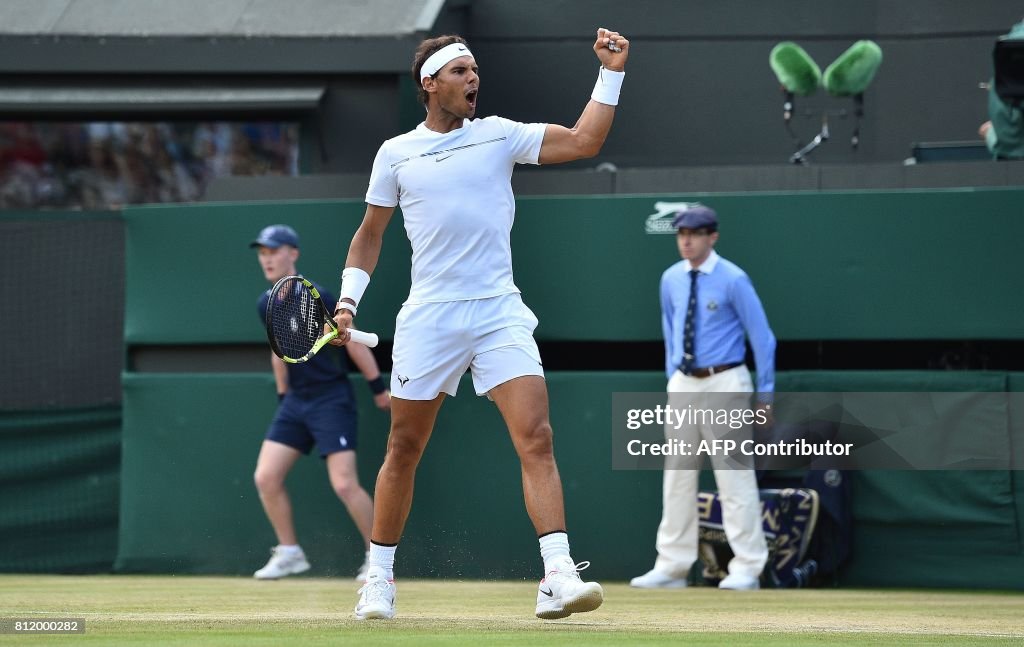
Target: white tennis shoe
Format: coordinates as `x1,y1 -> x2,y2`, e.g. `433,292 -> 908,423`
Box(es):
253,546 -> 310,580
355,565 -> 396,620
355,551 -> 370,582
535,559 -> 604,620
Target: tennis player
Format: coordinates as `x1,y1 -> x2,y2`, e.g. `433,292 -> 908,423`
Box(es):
329,29 -> 629,620
251,224 -> 391,581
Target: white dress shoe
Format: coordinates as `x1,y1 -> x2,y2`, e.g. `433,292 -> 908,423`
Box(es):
630,568 -> 688,589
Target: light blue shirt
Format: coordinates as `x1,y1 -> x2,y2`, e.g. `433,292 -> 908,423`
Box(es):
660,250 -> 776,396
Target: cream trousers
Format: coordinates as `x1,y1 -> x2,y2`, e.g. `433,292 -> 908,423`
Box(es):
652,367 -> 769,579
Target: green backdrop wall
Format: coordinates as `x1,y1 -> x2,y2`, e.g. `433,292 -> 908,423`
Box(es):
0,407 -> 121,573
4,190 -> 1022,584
123,188 -> 1024,344
116,371 -> 1024,589
8,188 -> 1016,584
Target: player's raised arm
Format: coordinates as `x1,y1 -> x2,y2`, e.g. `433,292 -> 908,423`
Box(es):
538,27 -> 629,165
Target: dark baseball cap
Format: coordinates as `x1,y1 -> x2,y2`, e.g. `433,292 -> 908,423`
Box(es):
250,224 -> 300,249
671,205 -> 718,231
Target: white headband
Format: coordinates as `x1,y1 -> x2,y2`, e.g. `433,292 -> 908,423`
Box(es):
420,42 -> 474,81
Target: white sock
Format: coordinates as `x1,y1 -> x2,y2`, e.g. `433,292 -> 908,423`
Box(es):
277,544 -> 302,555
369,542 -> 396,580
539,531 -> 572,573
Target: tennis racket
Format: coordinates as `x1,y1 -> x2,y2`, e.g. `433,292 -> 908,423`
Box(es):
265,275 -> 378,363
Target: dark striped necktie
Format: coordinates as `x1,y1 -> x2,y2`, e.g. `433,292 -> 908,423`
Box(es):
681,269 -> 699,374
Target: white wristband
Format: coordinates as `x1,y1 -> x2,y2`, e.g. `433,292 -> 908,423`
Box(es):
591,66 -> 625,106
334,301 -> 357,316
339,267 -> 370,306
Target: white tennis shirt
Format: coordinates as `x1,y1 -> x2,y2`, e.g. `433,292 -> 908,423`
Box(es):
365,116 -> 547,305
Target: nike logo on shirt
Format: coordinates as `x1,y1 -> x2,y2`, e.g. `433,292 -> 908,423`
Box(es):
390,137 -> 507,169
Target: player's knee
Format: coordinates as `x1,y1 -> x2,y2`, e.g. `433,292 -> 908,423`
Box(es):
384,426 -> 430,466
331,477 -> 363,502
385,438 -> 426,469
516,421 -> 555,460
253,468 -> 284,494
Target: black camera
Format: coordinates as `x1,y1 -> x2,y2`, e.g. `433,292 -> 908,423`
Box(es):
994,37 -> 1024,104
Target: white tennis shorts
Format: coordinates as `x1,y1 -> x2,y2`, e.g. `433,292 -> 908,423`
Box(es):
389,293 -> 544,400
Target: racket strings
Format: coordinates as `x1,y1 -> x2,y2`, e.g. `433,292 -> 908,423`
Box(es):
269,280 -> 325,359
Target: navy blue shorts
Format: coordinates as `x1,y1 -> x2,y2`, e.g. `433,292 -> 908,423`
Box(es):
266,382 -> 358,458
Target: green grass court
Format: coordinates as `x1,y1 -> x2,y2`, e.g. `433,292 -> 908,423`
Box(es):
1,575 -> 1021,645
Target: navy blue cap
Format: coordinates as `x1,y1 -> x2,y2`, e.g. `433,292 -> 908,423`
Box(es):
671,205 -> 718,231
250,224 -> 300,249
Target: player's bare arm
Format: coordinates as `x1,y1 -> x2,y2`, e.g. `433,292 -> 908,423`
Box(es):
538,28 -> 629,165
270,352 -> 288,398
328,204 -> 396,345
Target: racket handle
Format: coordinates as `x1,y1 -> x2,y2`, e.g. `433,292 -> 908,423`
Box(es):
347,329 -> 379,348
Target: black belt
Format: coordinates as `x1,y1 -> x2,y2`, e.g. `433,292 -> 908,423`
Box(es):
682,362 -> 743,379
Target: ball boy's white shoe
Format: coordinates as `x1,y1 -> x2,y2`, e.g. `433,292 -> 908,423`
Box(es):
355,551 -> 370,582
253,546 -> 310,580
